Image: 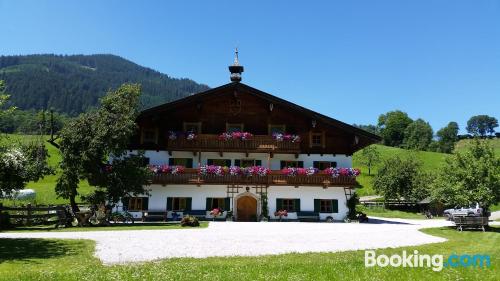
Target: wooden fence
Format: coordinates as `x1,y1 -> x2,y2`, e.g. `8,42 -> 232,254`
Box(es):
0,203 -> 66,228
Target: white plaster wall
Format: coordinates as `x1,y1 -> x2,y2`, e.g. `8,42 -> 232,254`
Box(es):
128,150 -> 352,168
267,186 -> 348,221
119,184 -> 349,221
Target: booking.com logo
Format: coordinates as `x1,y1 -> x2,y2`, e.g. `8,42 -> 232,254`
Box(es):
365,250 -> 491,272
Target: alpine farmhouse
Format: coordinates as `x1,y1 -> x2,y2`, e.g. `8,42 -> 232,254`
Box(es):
121,52 -> 380,222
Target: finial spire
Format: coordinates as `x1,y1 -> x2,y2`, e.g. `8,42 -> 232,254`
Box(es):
233,48 -> 239,66
228,47 -> 244,82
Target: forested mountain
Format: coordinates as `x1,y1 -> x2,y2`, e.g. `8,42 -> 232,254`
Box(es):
0,54 -> 209,115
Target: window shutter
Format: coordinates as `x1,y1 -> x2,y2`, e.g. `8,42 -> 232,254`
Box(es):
186,159 -> 193,168
166,197 -> 173,211
276,198 -> 283,210
314,199 -> 320,213
225,160 -> 231,167
295,199 -> 301,212
142,197 -> 149,211
206,198 -> 212,211
224,197 -> 231,211
255,160 -> 262,166
331,162 -> 337,168
332,199 -> 338,213
234,159 -> 241,166
122,197 -> 129,210
207,159 -> 214,165
298,161 -> 304,168
280,161 -> 286,169
186,197 -> 192,211
313,161 -> 319,169
168,158 -> 174,165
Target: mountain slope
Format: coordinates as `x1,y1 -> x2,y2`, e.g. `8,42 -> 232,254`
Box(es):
0,54 -> 209,114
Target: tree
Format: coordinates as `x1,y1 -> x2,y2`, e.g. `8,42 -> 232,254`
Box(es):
403,118 -> 433,151
378,110 -> 413,147
353,124 -> 380,136
373,155 -> 431,201
0,80 -> 52,197
431,139 -> 500,209
436,122 -> 459,153
466,115 -> 498,137
56,84 -> 150,212
357,145 -> 380,175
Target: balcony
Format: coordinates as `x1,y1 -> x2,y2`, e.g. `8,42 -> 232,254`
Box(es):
166,134 -> 301,154
150,169 -> 357,187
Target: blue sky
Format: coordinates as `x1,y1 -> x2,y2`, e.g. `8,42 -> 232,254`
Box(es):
1,0 -> 499,134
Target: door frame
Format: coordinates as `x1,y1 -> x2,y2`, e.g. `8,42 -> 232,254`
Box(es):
234,192 -> 261,221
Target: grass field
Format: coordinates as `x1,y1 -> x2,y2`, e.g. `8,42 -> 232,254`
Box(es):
356,205 -> 440,220
352,139 -> 500,196
0,226 -> 498,280
0,134 -> 94,206
352,145 -> 450,196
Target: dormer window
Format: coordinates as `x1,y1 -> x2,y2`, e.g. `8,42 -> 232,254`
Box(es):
183,122 -> 201,133
226,123 -> 244,132
269,124 -> 286,135
141,128 -> 158,144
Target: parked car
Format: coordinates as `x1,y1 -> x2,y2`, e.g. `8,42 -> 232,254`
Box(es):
443,203 -> 483,220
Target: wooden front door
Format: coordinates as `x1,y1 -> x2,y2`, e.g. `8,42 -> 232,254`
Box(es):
237,196 -> 257,221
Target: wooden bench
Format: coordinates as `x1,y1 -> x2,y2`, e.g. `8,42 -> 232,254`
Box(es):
297,211 -> 320,222
142,211 -> 167,222
184,210 -> 207,220
453,216 -> 488,232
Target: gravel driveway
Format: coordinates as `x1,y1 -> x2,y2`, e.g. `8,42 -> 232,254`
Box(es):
0,218 -> 452,265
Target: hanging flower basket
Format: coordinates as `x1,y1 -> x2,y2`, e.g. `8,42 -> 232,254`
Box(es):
272,133 -> 301,143
323,167 -> 361,178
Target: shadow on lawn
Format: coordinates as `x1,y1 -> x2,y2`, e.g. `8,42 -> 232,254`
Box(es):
367,218 -> 413,225
0,238 -> 78,263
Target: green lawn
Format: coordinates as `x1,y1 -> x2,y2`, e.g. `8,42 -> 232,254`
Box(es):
0,134 -> 94,206
353,144 -> 450,196
0,226 -> 497,280
1,222 -> 208,233
357,205 -> 438,220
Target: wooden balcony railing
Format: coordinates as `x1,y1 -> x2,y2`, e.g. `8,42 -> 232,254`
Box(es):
150,169 -> 357,187
166,134 -> 301,153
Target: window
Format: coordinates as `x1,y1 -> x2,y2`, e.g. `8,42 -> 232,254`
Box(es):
237,159 -> 262,167
280,160 -> 304,168
282,199 -> 296,212
183,122 -> 201,133
168,158 -> 193,168
207,198 -> 227,210
172,198 -> 187,211
313,161 -> 337,170
311,133 -> 323,147
269,124 -> 286,135
141,128 -> 157,144
127,197 -> 147,211
207,159 -> 231,166
226,123 -> 244,132
320,200 -> 332,213
314,199 -> 338,213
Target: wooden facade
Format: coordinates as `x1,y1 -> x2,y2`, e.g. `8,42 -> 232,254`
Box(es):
129,82 -> 380,155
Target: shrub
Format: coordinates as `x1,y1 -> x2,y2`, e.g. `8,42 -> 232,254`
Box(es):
180,215 -> 199,227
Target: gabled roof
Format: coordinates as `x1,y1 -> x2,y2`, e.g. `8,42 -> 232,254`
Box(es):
140,82 -> 381,143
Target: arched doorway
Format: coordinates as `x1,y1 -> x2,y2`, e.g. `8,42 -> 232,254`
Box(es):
236,196 -> 257,221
